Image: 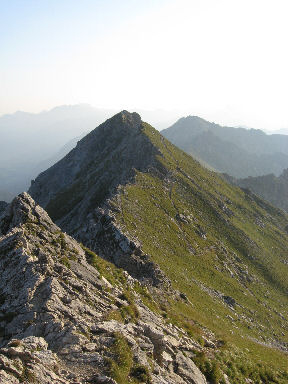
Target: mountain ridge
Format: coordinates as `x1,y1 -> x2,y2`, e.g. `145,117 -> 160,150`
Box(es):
29,111 -> 170,287
27,111 -> 288,382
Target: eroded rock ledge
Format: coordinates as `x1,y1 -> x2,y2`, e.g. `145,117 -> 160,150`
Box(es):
76,205 -> 171,288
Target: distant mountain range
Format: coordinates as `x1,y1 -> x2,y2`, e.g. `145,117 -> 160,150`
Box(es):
0,104 -> 116,199
266,128 -> 288,135
223,168 -> 288,213
161,116 -> 288,212
162,116 -> 288,178
0,104 -> 113,167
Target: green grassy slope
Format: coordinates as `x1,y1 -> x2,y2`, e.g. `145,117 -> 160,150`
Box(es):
111,123 -> 288,382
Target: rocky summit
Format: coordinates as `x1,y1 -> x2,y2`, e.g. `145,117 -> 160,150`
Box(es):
0,111 -> 285,383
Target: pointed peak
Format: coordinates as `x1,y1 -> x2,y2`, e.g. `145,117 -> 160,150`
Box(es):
0,192 -> 55,235
78,110 -> 144,146
108,110 -> 142,130
119,109 -> 141,121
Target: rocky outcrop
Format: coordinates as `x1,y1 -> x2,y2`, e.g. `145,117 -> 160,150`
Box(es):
0,193 -> 208,383
175,352 -> 207,384
0,337 -> 68,383
76,207 -> 170,288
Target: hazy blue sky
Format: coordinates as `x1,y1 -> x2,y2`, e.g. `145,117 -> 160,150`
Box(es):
1,0 -> 288,130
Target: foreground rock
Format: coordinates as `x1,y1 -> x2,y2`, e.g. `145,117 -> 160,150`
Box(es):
0,193 -> 208,383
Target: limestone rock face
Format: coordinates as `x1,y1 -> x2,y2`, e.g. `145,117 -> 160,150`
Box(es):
78,207 -> 170,287
0,337 -> 68,384
175,352 -> 207,384
0,192 -> 55,235
0,193 -> 208,383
